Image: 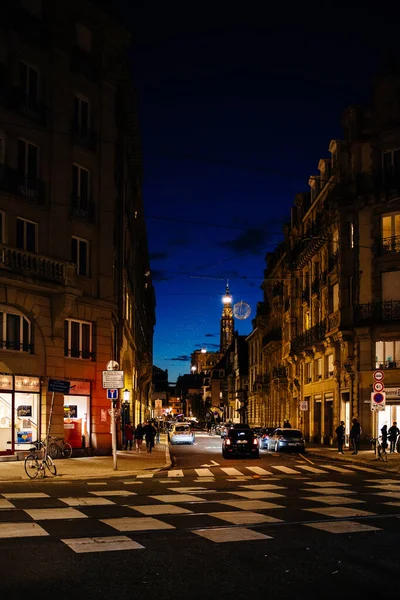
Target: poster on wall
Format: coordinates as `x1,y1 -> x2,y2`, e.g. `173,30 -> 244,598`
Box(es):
17,405 -> 32,418
17,431 -> 32,443
64,405 -> 78,418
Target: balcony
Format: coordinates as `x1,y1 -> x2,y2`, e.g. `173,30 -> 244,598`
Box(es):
65,349 -> 95,360
0,165 -> 45,203
71,194 -> 95,222
272,366 -> 287,379
290,320 -> 327,356
380,235 -> 400,255
8,88 -> 47,126
0,340 -> 34,354
328,250 -> 339,272
0,244 -> 76,286
354,301 -> 400,325
262,329 -> 282,347
327,310 -> 340,332
376,360 -> 400,370
71,47 -> 98,82
72,122 -> 97,152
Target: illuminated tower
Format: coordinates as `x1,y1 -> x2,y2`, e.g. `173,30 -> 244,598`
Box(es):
220,282 -> 234,352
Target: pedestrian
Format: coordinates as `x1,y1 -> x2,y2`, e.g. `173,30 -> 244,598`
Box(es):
143,421 -> 157,453
135,423 -> 144,453
206,420 -> 212,434
381,424 -> 388,451
388,421 -> 400,453
335,420 -> 345,454
124,421 -> 134,450
350,418 -> 361,454
283,420 -> 292,428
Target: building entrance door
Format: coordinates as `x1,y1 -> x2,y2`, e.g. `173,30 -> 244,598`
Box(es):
0,393 -> 13,454
313,400 -> 321,443
324,400 -> 333,445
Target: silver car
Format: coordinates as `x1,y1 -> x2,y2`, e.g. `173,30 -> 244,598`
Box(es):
169,423 -> 195,445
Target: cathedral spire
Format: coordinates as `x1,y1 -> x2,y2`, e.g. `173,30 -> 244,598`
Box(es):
220,281 -> 234,352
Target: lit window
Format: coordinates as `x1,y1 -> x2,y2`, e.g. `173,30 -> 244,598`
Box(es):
71,236 -> 89,276
327,354 -> 334,377
0,309 -> 32,352
382,213 -> 400,240
16,217 -> 37,253
305,363 -> 312,383
349,222 -> 354,248
64,319 -> 92,359
375,341 -> 400,369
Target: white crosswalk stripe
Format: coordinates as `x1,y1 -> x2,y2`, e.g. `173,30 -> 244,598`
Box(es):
136,474 -> 154,478
245,467 -> 273,475
271,466 -> 301,475
221,467 -> 243,476
168,470 -> 184,478
343,464 -> 378,473
322,465 -> 355,474
195,468 -> 214,477
294,464 -> 328,474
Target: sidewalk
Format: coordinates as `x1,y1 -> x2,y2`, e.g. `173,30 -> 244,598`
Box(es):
306,443 -> 400,475
0,437 -> 171,483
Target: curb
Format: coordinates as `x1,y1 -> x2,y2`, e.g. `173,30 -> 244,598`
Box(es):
307,450 -> 400,475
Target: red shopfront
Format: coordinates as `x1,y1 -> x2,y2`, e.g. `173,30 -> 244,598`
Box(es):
63,380 -> 91,449
0,374 -> 41,455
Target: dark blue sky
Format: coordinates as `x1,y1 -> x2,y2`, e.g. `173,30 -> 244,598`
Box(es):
116,0 -> 398,382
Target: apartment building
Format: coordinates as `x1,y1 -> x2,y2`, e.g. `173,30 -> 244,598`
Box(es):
0,0 -> 155,456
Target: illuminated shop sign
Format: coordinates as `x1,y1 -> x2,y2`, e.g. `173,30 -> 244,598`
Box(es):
15,376 -> 40,393
0,374 -> 12,389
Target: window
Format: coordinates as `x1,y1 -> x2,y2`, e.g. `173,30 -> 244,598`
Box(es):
64,319 -> 92,359
76,23 -> 92,53
327,354 -> 334,378
71,236 -> 89,276
349,222 -> 354,248
0,310 -> 31,352
18,140 -> 38,180
304,309 -> 310,330
382,213 -> 400,240
305,362 -> 312,384
316,358 -> 322,380
16,218 -> 37,253
72,164 -> 90,210
73,96 -> 90,137
329,283 -> 339,313
375,340 -> 400,369
20,63 -> 39,105
383,149 -> 400,178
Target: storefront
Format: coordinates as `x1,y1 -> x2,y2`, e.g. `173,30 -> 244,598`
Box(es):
0,374 -> 40,454
376,387 -> 400,434
63,380 -> 91,449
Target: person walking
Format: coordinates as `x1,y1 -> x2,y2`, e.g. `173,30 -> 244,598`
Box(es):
335,421 -> 345,454
350,418 -> 361,454
388,421 -> 400,453
135,423 -> 144,453
124,421 -> 134,450
143,421 -> 157,453
283,420 -> 292,428
381,424 -> 388,451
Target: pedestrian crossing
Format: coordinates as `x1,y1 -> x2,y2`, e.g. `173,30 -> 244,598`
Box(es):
1,475 -> 399,554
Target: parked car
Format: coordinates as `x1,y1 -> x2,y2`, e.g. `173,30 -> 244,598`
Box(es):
220,422 -> 234,438
222,427 -> 259,459
267,428 -> 305,452
169,423 -> 195,445
259,427 -> 277,449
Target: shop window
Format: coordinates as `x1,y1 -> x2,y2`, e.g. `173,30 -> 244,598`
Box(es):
0,310 -> 32,352
64,318 -> 93,359
375,340 -> 400,369
16,217 -> 38,253
71,235 -> 89,276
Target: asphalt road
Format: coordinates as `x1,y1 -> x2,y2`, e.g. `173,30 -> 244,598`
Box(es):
1,433 -> 400,600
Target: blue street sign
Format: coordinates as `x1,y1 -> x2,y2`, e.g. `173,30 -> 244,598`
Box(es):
48,379 -> 70,394
107,389 -> 118,400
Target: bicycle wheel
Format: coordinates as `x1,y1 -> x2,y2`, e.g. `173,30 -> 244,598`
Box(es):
24,454 -> 40,479
45,455 -> 57,476
382,448 -> 388,462
62,442 -> 72,459
48,443 -> 59,460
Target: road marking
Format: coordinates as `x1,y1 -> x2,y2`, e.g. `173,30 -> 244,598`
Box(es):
60,497 -> 115,506
343,465 -> 378,473
136,474 -> 154,478
304,506 -> 376,518
194,478 -> 215,483
24,508 -> 88,520
209,511 -> 283,525
240,484 -> 286,490
89,491 -> 137,497
367,484 -> 400,491
304,481 -> 350,487
167,487 -> 207,493
271,466 -> 300,475
87,482 -> 108,486
130,504 -> 192,515
2,493 -> 49,499
321,465 -> 355,474
168,470 -> 184,478
193,527 -> 272,543
229,491 -> 284,499
123,481 -> 143,485
245,467 -> 273,475
196,468 -> 214,477
101,517 -> 175,532
294,464 -> 328,474
0,523 -> 49,538
372,491 -> 400,499
0,500 -> 15,509
306,521 -> 381,534
365,479 -> 400,484
303,495 -> 365,505
219,500 -> 284,510
221,467 -> 243,476
149,494 -> 205,503
62,536 -> 144,553
301,488 -> 355,495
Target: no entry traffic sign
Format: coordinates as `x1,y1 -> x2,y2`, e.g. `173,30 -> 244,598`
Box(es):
373,370 -> 384,382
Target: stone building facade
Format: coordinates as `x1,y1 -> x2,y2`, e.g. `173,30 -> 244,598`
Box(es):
0,0 -> 155,456
247,69 -> 400,443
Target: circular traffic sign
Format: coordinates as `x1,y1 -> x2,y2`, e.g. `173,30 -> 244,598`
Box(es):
373,392 -> 385,404
373,381 -> 384,392
373,370 -> 384,382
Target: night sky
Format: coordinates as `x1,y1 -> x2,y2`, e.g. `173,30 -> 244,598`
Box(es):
114,0 -> 398,383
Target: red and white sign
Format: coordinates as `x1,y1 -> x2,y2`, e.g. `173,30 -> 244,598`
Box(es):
373,381 -> 384,392
373,370 -> 384,382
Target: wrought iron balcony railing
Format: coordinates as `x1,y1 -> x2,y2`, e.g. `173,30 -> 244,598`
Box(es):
290,320 -> 327,356
72,122 -> 97,152
380,235 -> 400,255
327,310 -> 340,331
375,360 -> 400,370
0,340 -> 34,354
71,194 -> 95,222
0,244 -> 76,286
354,301 -> 400,325
0,165 -> 46,203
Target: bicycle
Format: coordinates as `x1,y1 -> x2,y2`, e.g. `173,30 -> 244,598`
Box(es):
24,441 -> 57,479
47,436 -> 73,459
370,436 -> 388,462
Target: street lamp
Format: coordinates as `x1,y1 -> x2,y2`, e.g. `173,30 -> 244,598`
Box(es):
123,389 -> 130,402
191,365 -> 197,374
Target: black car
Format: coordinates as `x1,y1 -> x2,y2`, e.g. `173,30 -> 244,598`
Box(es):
222,427 -> 259,459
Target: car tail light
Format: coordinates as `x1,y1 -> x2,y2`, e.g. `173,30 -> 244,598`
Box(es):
253,437 -> 258,445
278,436 -> 284,441
226,438 -> 231,445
